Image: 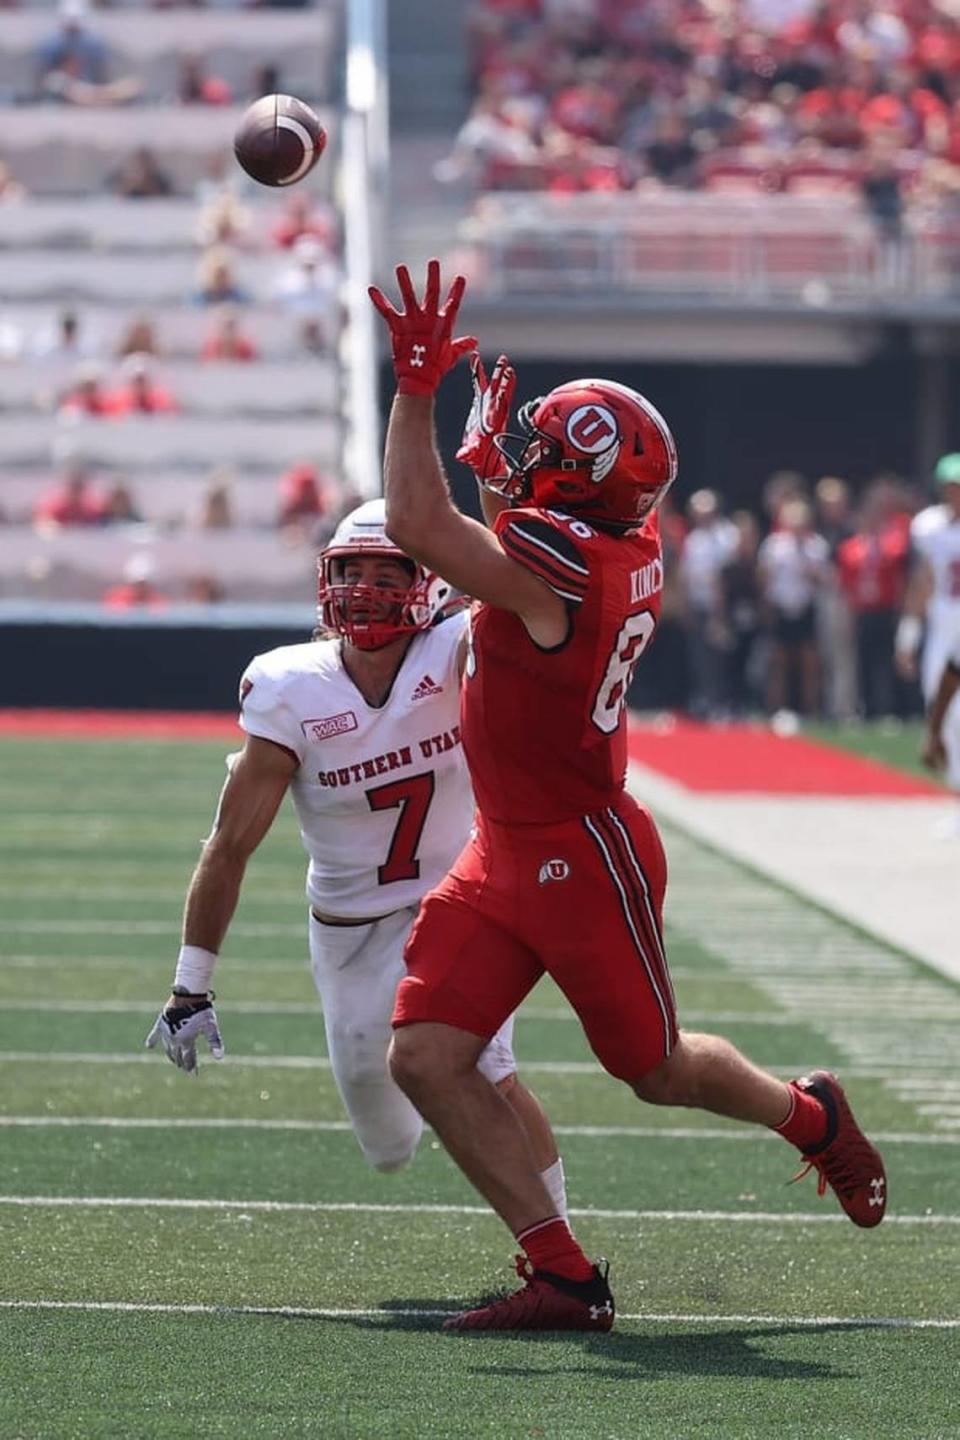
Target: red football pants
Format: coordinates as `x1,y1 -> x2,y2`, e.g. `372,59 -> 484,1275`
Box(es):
394,792 -> 678,1081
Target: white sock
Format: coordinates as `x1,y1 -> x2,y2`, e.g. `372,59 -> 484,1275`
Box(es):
540,1157 -> 568,1220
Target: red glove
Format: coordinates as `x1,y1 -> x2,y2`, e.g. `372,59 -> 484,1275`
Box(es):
456,352 -> 516,482
368,259 -> 477,397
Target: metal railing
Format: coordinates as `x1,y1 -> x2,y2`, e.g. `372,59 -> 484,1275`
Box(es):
460,193 -> 960,309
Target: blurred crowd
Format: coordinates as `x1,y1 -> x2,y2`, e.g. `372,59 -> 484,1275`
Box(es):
0,1 -> 311,109
649,468 -> 920,722
442,0 -> 960,218
0,0 -> 312,18
0,0 -> 353,610
0,166 -> 346,562
27,453 -> 343,542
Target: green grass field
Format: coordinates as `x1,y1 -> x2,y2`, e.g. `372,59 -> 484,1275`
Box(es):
0,734 -> 958,1440
806,718 -> 940,784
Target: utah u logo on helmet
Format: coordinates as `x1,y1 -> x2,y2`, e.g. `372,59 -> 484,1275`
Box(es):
564,404 -> 621,484
486,378 -> 678,528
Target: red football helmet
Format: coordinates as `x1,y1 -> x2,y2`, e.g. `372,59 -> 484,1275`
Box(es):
317,499 -> 453,650
488,378 -> 678,528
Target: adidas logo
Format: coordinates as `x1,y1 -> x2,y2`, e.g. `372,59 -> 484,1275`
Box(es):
410,673 -> 442,701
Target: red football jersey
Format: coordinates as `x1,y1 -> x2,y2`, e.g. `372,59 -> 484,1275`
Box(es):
461,506 -> 663,824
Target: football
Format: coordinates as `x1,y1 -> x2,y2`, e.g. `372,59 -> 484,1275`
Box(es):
233,94 -> 326,187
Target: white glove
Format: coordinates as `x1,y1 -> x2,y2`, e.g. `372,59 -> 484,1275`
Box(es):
145,993 -> 224,1076
456,352 -> 516,483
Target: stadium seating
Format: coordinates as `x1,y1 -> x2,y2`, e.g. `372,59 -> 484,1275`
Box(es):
0,360 -> 338,415
0,109 -> 337,195
0,414 -> 338,471
3,471 -> 303,529
0,303 -> 335,360
0,1 -> 348,608
0,11 -> 332,103
0,526 -> 320,603
445,0 -> 960,305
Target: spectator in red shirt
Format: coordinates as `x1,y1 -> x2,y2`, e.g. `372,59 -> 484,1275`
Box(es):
107,354 -> 179,415
33,466 -> 108,527
59,362 -> 120,417
270,191 -> 336,252
836,478 -> 910,717
102,552 -> 169,611
177,53 -> 232,106
550,69 -> 620,145
278,461 -> 328,538
200,308 -> 259,362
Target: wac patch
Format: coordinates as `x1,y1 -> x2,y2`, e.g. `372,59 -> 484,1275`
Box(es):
302,711 -> 358,741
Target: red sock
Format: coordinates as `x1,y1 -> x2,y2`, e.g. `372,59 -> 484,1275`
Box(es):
516,1217 -> 594,1282
773,1082 -> 829,1153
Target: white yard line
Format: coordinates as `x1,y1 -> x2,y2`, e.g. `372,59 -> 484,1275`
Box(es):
0,999 -> 811,1025
0,956 -> 314,974
0,1051 -> 593,1073
0,1000 -> 324,1016
0,1049 -> 955,1079
0,1298 -> 956,1329
0,881 -> 296,904
3,996 -> 954,1025
0,920 -> 306,937
0,1195 -> 954,1225
0,1115 -> 955,1146
629,763 -> 960,985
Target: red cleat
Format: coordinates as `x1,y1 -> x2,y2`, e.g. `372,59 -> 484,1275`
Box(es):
790,1070 -> 887,1227
443,1256 -> 615,1332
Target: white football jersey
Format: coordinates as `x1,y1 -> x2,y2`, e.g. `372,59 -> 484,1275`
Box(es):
911,505 -> 960,621
238,614 -> 473,918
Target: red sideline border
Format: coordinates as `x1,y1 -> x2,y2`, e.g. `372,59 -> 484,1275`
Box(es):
0,709 -> 239,740
627,717 -> 941,797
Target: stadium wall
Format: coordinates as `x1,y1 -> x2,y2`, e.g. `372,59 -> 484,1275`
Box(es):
418,350 -> 948,513
0,614 -> 311,712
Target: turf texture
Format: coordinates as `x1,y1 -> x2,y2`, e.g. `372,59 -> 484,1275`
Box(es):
0,734 -> 957,1439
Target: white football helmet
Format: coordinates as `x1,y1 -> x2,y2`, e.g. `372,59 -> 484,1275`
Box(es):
317,498 -> 453,649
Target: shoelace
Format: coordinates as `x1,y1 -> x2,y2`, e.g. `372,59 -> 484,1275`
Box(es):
455,1257 -> 544,1324
513,1254 -> 534,1283
790,1133 -> 875,1199
789,1158 -> 829,1197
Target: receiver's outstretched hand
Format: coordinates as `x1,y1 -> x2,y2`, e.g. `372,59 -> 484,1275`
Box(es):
457,351 -> 516,482
369,259 -> 477,398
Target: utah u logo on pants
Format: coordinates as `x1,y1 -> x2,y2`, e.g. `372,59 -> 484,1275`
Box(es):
538,858 -> 570,885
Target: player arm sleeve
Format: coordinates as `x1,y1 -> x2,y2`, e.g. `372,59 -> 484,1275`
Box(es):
495,514 -> 590,606
237,661 -> 305,766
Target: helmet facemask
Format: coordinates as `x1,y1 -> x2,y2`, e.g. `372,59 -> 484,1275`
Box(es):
317,547 -> 445,651
486,397 -> 600,506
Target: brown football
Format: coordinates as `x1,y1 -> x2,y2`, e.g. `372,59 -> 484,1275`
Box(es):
233,94 -> 326,187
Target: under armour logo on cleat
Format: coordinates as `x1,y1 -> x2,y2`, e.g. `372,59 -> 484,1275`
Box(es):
410,344 -> 427,368
589,1301 -> 613,1320
868,1177 -> 885,1207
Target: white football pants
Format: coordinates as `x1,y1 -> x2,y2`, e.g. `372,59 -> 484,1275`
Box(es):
923,628 -> 960,790
308,907 -> 517,1172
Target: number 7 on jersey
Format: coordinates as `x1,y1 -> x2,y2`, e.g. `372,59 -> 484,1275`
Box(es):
365,772 -> 436,885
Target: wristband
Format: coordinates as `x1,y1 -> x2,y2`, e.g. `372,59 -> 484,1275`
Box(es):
895,615 -> 922,656
174,945 -> 217,994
